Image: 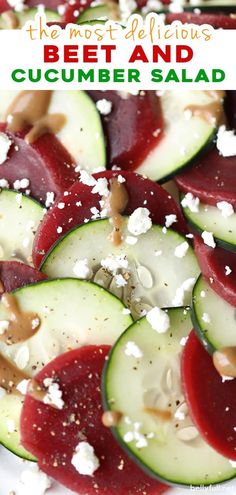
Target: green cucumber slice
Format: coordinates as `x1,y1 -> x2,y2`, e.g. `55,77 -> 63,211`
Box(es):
78,4 -> 117,23
0,8 -> 60,29
0,189 -> 44,264
41,218 -> 200,316
103,307 -> 236,486
0,91 -> 106,172
181,195 -> 236,252
137,91 -> 220,183
0,278 -> 132,458
192,275 -> 236,353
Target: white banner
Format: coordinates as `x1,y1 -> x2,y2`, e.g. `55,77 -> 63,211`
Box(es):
0,12 -> 235,90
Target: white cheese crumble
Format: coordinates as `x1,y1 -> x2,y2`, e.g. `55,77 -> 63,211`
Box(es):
216,201 -> 234,218
96,99 -> 112,116
45,192 -> 55,208
128,208 -> 152,236
80,170 -> 96,187
0,178 -> 9,188
165,214 -> 177,228
13,178 -> 30,190
122,308 -> 131,315
146,307 -> 170,333
123,422 -> 148,449
0,132 -> 11,164
225,265 -> 232,276
181,192 -> 199,213
0,320 -> 9,334
216,125 -> 236,157
16,465 -> 51,495
117,174 -> 126,183
73,259 -> 93,280
57,3 -> 66,15
201,231 -> 216,249
172,278 -> 196,307
43,378 -> 64,410
57,202 -> 65,210
202,312 -> 211,324
124,341 -> 143,358
174,241 -> 189,258
114,274 -> 127,287
71,441 -> 100,476
125,235 -> 138,245
119,0 -> 137,21
101,254 -> 128,275
16,379 -> 30,395
57,226 -> 63,234
91,177 -> 109,197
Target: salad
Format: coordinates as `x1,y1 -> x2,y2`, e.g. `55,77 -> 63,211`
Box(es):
0,2 -> 235,495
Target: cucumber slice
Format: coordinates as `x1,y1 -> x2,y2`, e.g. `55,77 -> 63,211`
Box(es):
0,91 -> 106,172
0,393 -> 35,461
0,278 -> 132,458
192,275 -> 236,353
181,195 -> 236,252
103,307 -> 236,486
0,8 -> 60,29
78,4 -> 117,23
0,189 -> 44,264
137,91 -> 220,183
41,218 -> 200,315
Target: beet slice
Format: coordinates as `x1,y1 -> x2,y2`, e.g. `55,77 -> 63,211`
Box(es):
0,123 -> 77,204
175,147 -> 236,208
21,346 -> 167,495
194,236 -> 236,307
33,170 -> 187,268
166,12 -> 236,29
87,91 -> 164,171
0,261 -> 46,294
182,331 -> 236,461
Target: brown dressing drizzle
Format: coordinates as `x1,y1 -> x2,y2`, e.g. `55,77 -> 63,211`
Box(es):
213,347 -> 236,379
185,90 -> 225,126
0,353 -> 28,393
107,178 -> 129,246
102,410 -> 123,427
144,406 -> 172,422
2,11 -> 19,29
0,292 -> 40,345
5,91 -> 66,144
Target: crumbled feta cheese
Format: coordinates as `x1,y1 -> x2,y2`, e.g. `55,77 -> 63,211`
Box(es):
92,177 -> 109,197
57,202 -> 65,210
225,265 -> 232,276
117,174 -> 126,183
122,308 -> 131,315
57,3 -> 66,14
180,336 -> 189,346
96,99 -> 112,116
45,192 -> 55,208
114,274 -> 127,287
73,259 -> 93,279
119,0 -> 137,21
124,431 -> 134,443
141,0 -> 162,15
16,379 -> 30,395
16,465 -> 51,495
146,307 -> 170,333
101,254 -> 128,275
6,419 -> 15,433
43,378 -> 64,410
14,346 -> 30,369
0,320 -> 9,334
71,441 -> 100,476
165,214 -> 177,228
202,312 -> 211,324
172,278 -> 196,307
168,0 -> 184,13
181,192 -> 199,213
174,241 -> 189,258
124,341 -> 143,358
0,132 -> 11,164
13,178 -> 30,190
201,231 -> 216,248
216,125 -> 236,157
216,201 -> 234,218
57,226 -> 63,234
128,208 -> 152,236
125,235 -> 138,245
0,178 -> 9,188
80,170 -> 97,187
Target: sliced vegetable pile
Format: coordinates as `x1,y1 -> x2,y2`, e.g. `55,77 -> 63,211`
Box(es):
0,16 -> 235,493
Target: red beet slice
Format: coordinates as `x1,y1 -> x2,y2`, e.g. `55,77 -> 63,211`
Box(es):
33,170 -> 187,268
21,346 -> 167,495
0,260 -> 46,294
182,331 -> 236,461
87,91 -> 164,171
175,147 -> 236,208
194,236 -> 236,307
0,124 -> 77,204
166,12 -> 236,29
